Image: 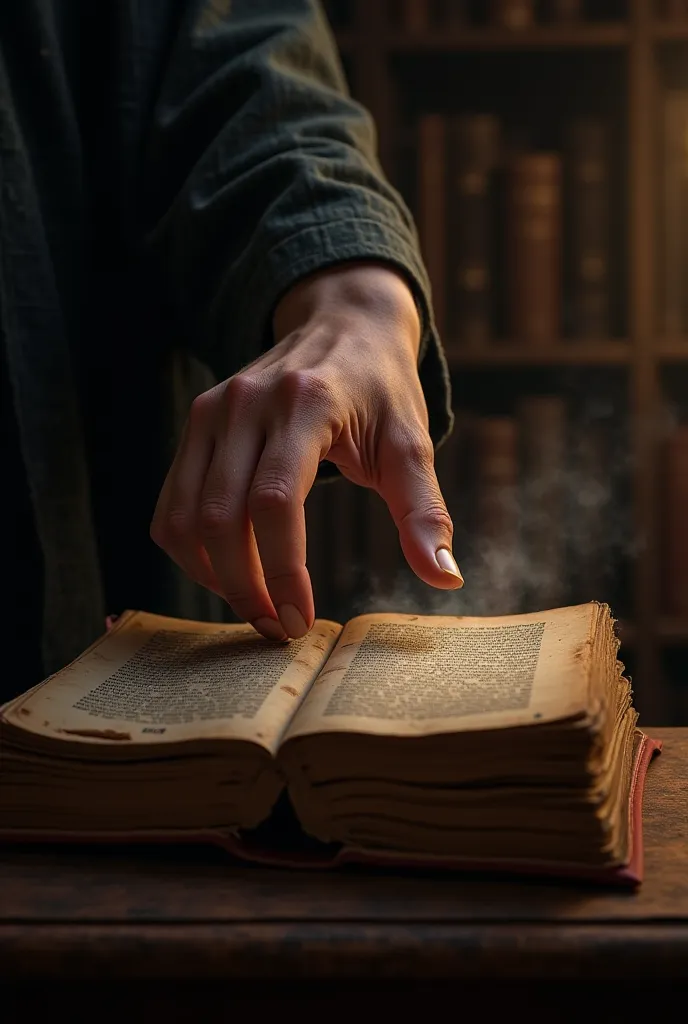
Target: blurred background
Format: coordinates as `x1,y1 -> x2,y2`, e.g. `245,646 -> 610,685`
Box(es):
303,0 -> 688,726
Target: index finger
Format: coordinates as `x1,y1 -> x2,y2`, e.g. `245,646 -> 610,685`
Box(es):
248,430 -> 323,639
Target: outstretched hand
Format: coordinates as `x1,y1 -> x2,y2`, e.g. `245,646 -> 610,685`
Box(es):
151,263 -> 463,641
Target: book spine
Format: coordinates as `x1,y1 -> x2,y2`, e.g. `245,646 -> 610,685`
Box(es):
663,425 -> 688,615
475,416 -> 521,613
400,0 -> 430,32
443,0 -> 468,26
657,1 -> 688,18
506,153 -> 562,345
447,114 -> 501,348
544,0 -> 583,21
490,0 -> 535,29
566,118 -> 611,339
518,395 -> 567,610
417,113 -> 447,338
659,90 -> 688,336
568,422 -> 609,604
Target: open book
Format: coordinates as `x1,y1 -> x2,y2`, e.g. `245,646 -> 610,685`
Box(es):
0,603 -> 660,886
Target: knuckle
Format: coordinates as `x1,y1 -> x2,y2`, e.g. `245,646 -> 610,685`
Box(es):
150,508 -> 192,549
420,504 -> 454,536
187,391 -> 211,430
396,432 -> 435,471
279,369 -> 334,409
164,508 -> 194,542
199,499 -> 233,540
248,477 -> 294,517
224,373 -> 260,411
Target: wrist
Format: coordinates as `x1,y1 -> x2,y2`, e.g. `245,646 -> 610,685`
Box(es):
273,262 -> 421,358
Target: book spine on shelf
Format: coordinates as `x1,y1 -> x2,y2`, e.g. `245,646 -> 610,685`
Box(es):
663,425 -> 688,615
568,422 -> 610,605
506,153 -> 562,345
417,113 -> 447,338
659,90 -> 688,336
544,0 -> 583,22
443,0 -> 469,26
518,395 -> 568,610
400,0 -> 430,32
565,118 -> 611,339
447,114 -> 501,348
657,1 -> 688,19
475,415 -> 521,613
489,0 -> 535,29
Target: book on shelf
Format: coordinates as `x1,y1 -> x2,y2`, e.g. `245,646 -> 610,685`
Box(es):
545,0 -> 583,22
442,0 -> 469,26
565,118 -> 611,339
506,152 -> 562,345
568,420 -> 611,605
474,415 -> 521,613
0,604 -> 660,886
657,1 -> 688,20
399,0 -> 430,31
518,395 -> 567,610
659,90 -> 688,336
663,424 -> 688,615
399,0 -> 468,31
417,112 -> 448,337
490,0 -> 535,29
447,114 -> 501,347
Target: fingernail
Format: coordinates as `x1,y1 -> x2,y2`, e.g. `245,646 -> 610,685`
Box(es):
436,547 -> 464,586
278,603 -> 309,639
253,617 -> 287,641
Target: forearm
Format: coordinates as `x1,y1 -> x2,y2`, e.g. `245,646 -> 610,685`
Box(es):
142,1 -> 451,445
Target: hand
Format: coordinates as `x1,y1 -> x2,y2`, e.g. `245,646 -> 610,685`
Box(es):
151,263 -> 463,641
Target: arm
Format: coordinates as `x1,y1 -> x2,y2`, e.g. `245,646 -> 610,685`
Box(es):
147,1 -> 461,638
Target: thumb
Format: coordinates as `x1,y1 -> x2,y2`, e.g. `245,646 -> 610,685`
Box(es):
377,431 -> 464,590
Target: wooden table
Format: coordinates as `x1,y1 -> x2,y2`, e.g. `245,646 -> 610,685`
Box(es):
2,727 -> 687,1020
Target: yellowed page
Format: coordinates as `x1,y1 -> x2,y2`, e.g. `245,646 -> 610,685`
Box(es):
2,612 -> 341,755
282,605 -> 598,741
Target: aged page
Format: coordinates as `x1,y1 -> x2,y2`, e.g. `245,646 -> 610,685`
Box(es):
3,612 -> 341,755
282,605 -> 597,741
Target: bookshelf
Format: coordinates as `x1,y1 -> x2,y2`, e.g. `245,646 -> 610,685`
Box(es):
318,0 -> 688,725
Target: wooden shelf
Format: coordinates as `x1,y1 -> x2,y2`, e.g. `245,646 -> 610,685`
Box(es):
386,24 -> 629,53
332,2 -> 688,724
653,20 -> 688,41
445,340 -> 630,367
656,339 -> 688,362
659,618 -> 688,643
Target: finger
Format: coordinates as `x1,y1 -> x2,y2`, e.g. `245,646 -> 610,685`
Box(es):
248,430 -> 322,639
150,398 -> 223,596
377,428 -> 464,590
199,392 -> 286,640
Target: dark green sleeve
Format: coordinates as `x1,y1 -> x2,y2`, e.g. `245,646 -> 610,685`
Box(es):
143,0 -> 452,446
